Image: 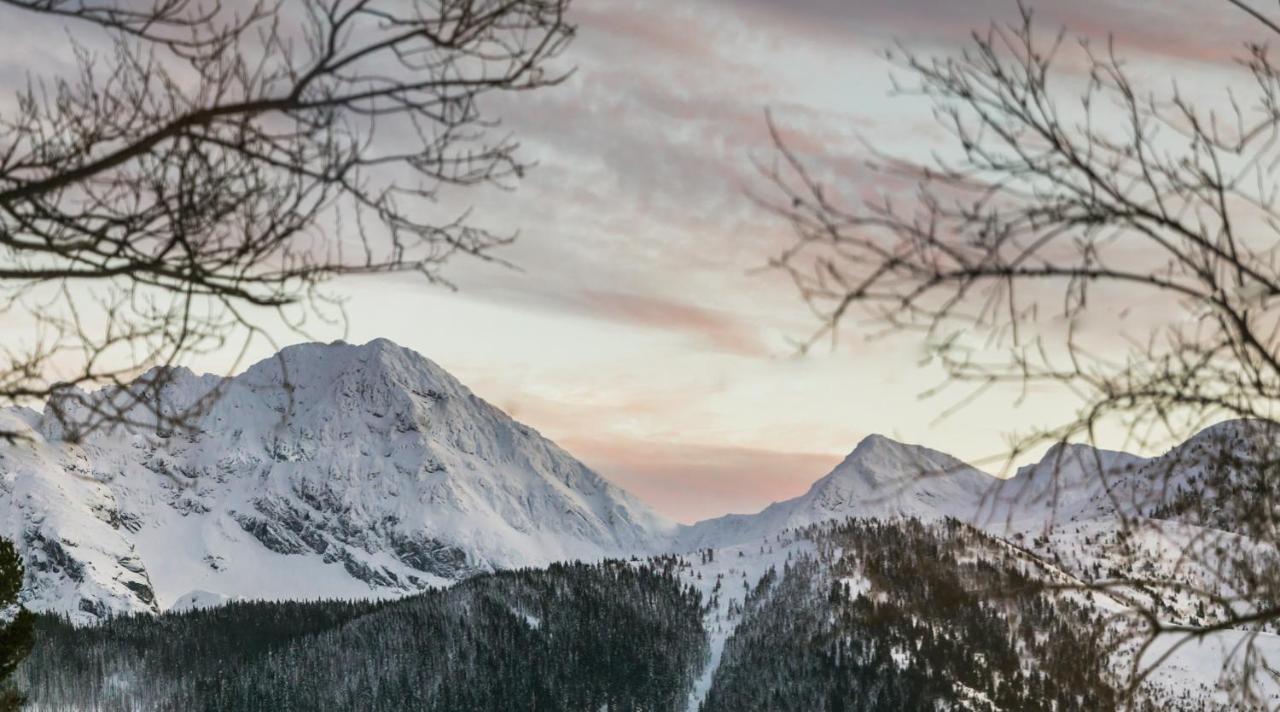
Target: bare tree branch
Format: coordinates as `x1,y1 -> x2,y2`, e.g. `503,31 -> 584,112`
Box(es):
758,1 -> 1280,704
0,0 -> 575,440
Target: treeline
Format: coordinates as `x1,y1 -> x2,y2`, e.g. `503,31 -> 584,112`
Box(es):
19,560 -> 708,711
701,518 -> 1167,712
17,519 -> 1224,710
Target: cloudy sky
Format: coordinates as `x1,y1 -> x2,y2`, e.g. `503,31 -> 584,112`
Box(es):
3,0 -> 1270,522
302,0 -> 1272,523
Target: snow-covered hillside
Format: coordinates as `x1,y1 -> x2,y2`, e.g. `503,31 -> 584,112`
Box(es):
0,339 -> 674,623
669,421 -> 1280,708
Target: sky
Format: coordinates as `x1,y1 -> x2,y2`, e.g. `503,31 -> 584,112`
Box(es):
1,0 -> 1272,522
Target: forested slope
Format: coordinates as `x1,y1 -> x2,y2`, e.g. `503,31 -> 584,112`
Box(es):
20,560 -> 707,711
700,519 -> 1195,712
18,518 -> 1229,711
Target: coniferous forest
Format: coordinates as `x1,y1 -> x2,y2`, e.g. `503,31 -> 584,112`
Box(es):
701,519 -> 1128,712
14,518 -> 1215,711
18,561 -> 708,711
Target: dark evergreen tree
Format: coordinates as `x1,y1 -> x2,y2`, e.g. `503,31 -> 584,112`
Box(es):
19,560 -> 707,711
0,538 -> 31,712
700,519 -> 1193,712
15,519 -> 1213,710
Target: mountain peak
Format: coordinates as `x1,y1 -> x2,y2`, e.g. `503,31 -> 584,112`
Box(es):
1179,418 -> 1280,453
244,338 -> 433,380
232,339 -> 465,419
2,337 -> 672,622
675,433 -> 999,550
830,433 -> 977,490
848,432 -> 910,455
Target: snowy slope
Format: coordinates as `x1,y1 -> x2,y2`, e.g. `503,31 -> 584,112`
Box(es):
984,442 -> 1147,533
6,341 -> 1275,706
667,420 -> 1280,705
0,339 -> 674,623
674,434 -> 1000,550
4,328 -> 1274,644
674,422 -> 1267,549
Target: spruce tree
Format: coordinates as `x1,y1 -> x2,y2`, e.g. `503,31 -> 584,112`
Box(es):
0,538 -> 30,711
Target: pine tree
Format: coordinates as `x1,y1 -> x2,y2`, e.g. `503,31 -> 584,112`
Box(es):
0,538 -> 31,711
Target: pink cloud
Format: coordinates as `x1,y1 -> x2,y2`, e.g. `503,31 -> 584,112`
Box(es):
559,433 -> 844,523
578,289 -> 771,358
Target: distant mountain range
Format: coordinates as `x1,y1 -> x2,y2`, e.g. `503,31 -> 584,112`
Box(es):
0,337 -> 1270,631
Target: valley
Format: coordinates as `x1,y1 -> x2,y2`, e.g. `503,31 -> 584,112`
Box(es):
3,340 -> 1279,709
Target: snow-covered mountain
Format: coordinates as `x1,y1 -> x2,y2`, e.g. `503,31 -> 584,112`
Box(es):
674,434 -> 999,550
4,334 -> 1274,632
8,338 -> 1279,706
0,339 -> 674,623
668,422 -> 1280,710
673,420 -> 1272,549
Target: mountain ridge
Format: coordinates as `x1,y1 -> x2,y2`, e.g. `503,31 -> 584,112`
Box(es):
1,337 -> 1271,624
672,432 -> 1000,550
